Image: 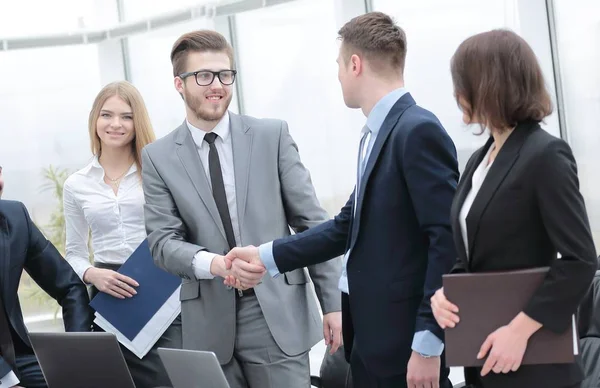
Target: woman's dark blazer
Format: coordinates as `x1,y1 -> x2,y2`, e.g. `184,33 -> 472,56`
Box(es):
449,120 -> 597,388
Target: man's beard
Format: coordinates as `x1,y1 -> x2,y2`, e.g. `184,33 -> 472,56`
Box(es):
184,89 -> 232,123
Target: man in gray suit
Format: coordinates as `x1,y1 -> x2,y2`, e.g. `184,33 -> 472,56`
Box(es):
141,30 -> 343,388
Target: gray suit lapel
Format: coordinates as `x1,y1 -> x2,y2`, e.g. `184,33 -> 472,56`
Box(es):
229,112 -> 252,229
173,122 -> 227,240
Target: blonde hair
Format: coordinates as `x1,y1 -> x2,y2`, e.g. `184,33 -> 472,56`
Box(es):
88,81 -> 156,174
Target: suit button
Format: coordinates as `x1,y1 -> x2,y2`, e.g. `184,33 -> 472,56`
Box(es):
226,285 -> 233,290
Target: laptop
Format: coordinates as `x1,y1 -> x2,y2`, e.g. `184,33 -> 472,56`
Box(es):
158,348 -> 230,388
29,332 -> 135,388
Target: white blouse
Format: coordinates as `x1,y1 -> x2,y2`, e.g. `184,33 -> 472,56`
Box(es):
459,144 -> 496,258
63,156 -> 146,281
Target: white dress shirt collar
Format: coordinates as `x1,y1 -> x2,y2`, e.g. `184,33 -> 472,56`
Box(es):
186,112 -> 231,148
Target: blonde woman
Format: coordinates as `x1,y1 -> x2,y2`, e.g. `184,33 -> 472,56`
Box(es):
63,81 -> 180,388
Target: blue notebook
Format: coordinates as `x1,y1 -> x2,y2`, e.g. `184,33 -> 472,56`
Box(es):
90,239 -> 181,341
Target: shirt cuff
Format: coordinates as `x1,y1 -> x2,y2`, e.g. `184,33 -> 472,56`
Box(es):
259,242 -> 280,278
192,251 -> 217,279
77,263 -> 94,283
1,370 -> 19,387
412,330 -> 444,357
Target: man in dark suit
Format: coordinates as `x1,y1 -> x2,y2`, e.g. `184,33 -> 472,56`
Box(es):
0,199 -> 92,387
223,12 -> 459,388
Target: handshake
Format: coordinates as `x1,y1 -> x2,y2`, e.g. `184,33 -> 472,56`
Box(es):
212,246 -> 267,289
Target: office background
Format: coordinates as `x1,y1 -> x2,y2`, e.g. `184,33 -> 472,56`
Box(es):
0,0 -> 597,381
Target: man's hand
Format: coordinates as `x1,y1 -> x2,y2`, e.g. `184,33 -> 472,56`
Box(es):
83,267 -> 138,299
478,312 -> 541,376
223,246 -> 266,288
323,312 -> 343,354
210,255 -> 230,278
406,351 -> 440,388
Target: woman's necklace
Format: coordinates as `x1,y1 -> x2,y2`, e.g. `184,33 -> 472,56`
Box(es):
105,165 -> 131,189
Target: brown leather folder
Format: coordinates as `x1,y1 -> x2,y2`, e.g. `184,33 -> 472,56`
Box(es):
443,267 -> 577,367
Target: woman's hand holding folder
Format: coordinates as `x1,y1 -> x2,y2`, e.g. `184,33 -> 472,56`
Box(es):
476,312 -> 541,376
432,287 -> 542,376
431,287 -> 460,329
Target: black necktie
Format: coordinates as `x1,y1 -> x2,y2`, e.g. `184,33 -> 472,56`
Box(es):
204,132 -> 237,250
0,294 -> 17,371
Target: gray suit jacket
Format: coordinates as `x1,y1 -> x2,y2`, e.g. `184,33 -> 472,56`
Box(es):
142,112 -> 341,363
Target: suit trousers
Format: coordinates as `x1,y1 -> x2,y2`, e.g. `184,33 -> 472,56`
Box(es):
14,354 -> 46,388
222,293 -> 310,388
350,344 -> 452,388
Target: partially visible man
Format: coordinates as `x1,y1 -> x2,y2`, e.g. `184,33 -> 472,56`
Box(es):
225,12 -> 458,388
142,30 -> 342,388
0,199 -> 92,388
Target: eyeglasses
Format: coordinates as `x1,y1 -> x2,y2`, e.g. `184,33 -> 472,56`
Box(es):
179,69 -> 237,86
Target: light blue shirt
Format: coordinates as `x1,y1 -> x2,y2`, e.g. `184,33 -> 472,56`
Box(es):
259,88 -> 444,357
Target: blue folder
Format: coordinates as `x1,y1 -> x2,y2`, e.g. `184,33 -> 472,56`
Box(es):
90,239 -> 181,341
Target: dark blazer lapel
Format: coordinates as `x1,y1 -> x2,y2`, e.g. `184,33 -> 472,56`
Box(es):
466,122 -> 536,258
350,93 -> 416,248
450,139 -> 491,264
174,122 -> 227,241
229,113 -> 252,230
0,214 -> 10,311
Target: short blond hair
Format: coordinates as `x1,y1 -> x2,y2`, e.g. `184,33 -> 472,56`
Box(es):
88,81 -> 156,173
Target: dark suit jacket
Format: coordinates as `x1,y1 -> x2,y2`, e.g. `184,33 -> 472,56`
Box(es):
0,200 -> 92,377
269,93 -> 459,377
449,121 -> 597,388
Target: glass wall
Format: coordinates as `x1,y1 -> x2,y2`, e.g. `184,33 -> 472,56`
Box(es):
235,0 -> 365,215
373,0 -> 560,171
552,0 -> 600,247
0,44 -> 102,320
0,44 -> 101,219
0,0 -> 97,36
122,0 -> 215,21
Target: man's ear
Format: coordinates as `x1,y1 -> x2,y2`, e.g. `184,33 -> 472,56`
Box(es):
350,54 -> 362,76
174,76 -> 185,96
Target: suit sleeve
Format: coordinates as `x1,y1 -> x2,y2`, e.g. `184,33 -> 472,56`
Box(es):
272,193 -> 353,274
524,139 -> 597,333
276,122 -> 341,314
402,121 -> 459,341
21,203 -> 92,332
142,147 -> 206,280
450,260 -> 467,274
